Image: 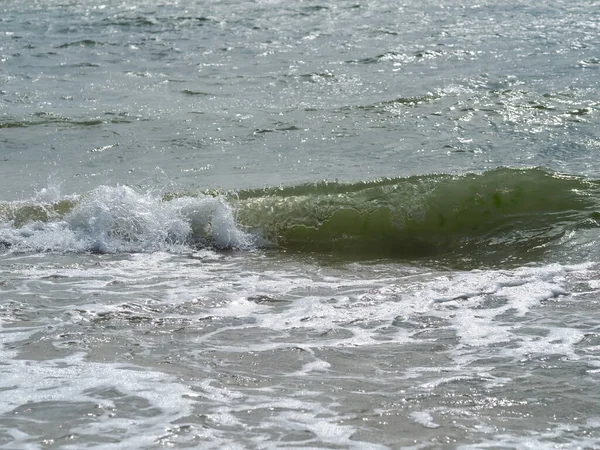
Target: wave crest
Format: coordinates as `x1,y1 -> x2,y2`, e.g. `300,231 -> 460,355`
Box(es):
1,168 -> 598,265
0,185 -> 254,253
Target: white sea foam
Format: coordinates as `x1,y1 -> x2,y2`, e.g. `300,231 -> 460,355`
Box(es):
0,185 -> 255,253
0,352 -> 199,449
457,425 -> 600,450
409,410 -> 441,429
2,246 -> 599,448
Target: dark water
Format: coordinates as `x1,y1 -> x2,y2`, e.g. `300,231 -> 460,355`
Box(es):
1,0 -> 600,448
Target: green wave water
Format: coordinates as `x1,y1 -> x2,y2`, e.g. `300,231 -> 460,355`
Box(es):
233,168 -> 600,262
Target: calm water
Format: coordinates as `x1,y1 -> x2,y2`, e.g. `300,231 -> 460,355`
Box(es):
1,0 -> 600,448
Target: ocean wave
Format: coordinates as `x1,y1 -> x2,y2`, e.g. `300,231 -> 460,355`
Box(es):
1,168 -> 598,263
234,167 -> 600,262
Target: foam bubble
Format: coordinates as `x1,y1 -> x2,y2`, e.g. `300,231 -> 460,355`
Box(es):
0,350 -> 199,448
0,185 -> 255,253
409,411 -> 441,429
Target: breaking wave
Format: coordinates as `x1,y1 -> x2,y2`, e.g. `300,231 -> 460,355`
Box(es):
1,168 -> 599,265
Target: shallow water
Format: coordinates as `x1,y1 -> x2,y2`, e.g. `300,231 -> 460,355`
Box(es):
1,0 -> 600,448
2,251 -> 600,448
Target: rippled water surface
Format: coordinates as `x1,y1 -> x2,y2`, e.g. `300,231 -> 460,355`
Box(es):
1,0 -> 600,448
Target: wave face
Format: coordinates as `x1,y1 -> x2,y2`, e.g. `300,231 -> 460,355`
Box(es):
1,168 -> 599,265
234,167 -> 600,264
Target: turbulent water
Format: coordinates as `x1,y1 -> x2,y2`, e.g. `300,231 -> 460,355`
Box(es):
1,0 -> 600,448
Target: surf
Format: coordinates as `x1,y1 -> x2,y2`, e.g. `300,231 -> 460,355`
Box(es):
1,168 -> 598,265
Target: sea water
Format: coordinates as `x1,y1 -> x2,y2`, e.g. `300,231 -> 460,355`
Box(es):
1,0 -> 600,448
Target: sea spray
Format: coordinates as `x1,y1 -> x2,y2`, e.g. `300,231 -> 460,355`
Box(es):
0,185 -> 254,253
